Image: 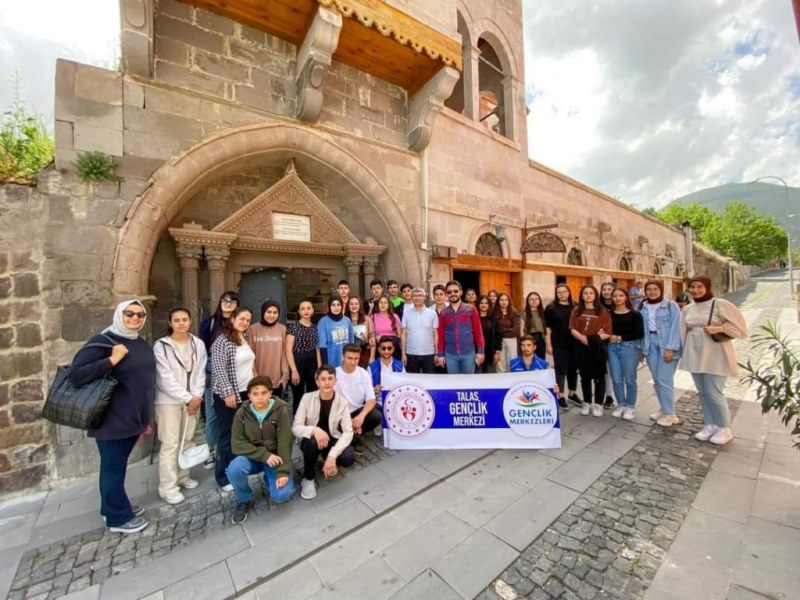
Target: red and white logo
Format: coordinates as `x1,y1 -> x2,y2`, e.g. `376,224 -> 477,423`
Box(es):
384,384 -> 435,438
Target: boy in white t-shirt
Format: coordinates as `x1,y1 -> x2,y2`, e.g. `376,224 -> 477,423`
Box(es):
335,344 -> 382,453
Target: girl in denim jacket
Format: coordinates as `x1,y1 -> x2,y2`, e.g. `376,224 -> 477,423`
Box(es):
640,280 -> 682,427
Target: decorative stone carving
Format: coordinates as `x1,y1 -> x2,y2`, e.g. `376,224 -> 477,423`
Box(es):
120,0 -> 154,77
521,231 -> 567,254
343,254 -> 363,297
296,7 -> 342,122
408,66 -> 460,152
475,233 -> 503,258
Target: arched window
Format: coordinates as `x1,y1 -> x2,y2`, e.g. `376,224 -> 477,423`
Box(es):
619,256 -> 633,271
653,260 -> 662,275
475,232 -> 503,257
567,248 -> 583,266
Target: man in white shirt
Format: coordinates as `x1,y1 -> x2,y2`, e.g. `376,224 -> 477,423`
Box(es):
401,287 -> 439,374
335,344 -> 382,452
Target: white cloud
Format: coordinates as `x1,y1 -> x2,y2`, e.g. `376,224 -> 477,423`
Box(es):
523,0 -> 800,207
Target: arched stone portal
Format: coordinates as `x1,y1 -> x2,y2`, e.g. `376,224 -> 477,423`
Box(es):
113,123 -> 421,298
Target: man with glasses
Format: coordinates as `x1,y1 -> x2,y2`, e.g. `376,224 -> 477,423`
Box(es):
401,287 -> 438,374
435,280 -> 485,374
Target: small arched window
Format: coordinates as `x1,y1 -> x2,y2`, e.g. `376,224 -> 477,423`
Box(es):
567,248 -> 583,266
653,260 -> 662,275
619,256 -> 633,271
475,233 -> 504,257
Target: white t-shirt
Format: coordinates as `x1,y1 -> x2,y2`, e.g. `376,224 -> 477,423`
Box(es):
335,366 -> 375,412
235,344 -> 256,392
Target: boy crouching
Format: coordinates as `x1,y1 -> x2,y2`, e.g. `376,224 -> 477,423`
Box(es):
228,376 -> 295,524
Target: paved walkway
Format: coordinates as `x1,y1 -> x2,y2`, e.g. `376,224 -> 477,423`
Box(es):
0,270 -> 797,600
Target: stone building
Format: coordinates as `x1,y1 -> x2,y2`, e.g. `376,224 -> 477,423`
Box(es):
0,0 -> 691,493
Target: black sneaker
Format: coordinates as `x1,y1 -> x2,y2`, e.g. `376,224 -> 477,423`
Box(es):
109,516 -> 148,534
203,450 -> 216,470
568,393 -> 584,407
352,437 -> 366,456
232,501 -> 252,525
603,395 -> 614,409
558,397 -> 570,410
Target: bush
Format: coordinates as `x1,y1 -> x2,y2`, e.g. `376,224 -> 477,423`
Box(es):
74,151 -> 116,182
739,322 -> 800,449
0,103 -> 54,185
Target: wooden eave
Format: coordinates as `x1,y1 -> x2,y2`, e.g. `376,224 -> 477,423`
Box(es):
178,0 -> 462,95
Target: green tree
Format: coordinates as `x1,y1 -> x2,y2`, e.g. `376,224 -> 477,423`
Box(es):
703,202 -> 787,265
0,73 -> 55,184
641,207 -> 660,218
657,201 -> 719,234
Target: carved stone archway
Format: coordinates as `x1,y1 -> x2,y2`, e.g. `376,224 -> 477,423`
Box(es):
113,123 -> 421,298
475,232 -> 503,257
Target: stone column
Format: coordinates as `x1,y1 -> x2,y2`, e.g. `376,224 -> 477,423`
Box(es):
464,46 -> 481,121
175,243 -> 202,328
119,0 -> 154,77
363,255 -> 379,290
205,246 -> 231,309
343,254 -> 363,299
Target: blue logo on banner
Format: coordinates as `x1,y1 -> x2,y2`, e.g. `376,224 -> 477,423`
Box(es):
502,382 -> 558,437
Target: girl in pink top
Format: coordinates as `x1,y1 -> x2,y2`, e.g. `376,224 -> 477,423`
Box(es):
371,295 -> 402,361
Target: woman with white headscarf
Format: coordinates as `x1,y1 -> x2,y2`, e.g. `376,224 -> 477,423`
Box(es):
69,300 -> 157,534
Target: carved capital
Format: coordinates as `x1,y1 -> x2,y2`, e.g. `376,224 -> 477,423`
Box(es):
343,255 -> 363,269
296,7 -> 342,122
175,243 -> 203,270
408,66 -> 459,152
205,245 -> 231,271
362,255 -> 380,269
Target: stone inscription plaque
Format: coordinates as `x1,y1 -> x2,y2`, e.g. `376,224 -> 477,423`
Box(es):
272,212 -> 311,242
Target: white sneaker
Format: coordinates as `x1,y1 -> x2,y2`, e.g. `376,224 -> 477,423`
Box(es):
611,407 -> 625,418
656,414 -> 680,427
709,427 -> 733,445
374,425 -> 383,437
580,403 -> 591,416
622,408 -> 635,420
591,404 -> 603,418
650,411 -> 663,421
180,478 -> 199,490
160,490 -> 185,505
300,478 -> 317,500
694,425 -> 718,441
220,483 -> 234,493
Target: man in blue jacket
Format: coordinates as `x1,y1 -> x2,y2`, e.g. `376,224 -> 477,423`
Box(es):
510,335 -> 549,372
369,336 -> 405,396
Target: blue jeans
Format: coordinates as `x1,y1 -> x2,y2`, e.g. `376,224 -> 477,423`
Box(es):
203,366 -> 219,447
96,435 -> 139,527
607,342 -> 640,408
445,352 -> 476,374
691,373 -> 731,427
646,339 -> 678,415
227,456 -> 296,504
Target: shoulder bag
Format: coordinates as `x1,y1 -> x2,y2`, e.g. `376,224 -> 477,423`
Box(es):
178,406 -> 210,469
42,335 -> 118,430
708,300 -> 734,343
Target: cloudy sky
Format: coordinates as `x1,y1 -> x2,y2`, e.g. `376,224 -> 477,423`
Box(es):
1,1 -> 798,208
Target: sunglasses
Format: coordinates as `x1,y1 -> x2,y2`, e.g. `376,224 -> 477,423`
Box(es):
446,289 -> 459,294
379,346 -> 394,351
123,311 -> 146,319
221,298 -> 238,304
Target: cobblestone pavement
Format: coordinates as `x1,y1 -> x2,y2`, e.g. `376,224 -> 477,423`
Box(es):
7,434 -> 395,600
478,393 -> 739,600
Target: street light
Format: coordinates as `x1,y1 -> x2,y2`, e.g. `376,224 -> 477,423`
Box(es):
750,176 -> 797,297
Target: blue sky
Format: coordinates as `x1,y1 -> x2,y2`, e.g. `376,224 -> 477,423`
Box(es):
1,0 -> 799,208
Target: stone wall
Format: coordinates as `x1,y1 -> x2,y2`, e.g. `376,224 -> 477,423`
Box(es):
693,243 -> 752,294
0,184 -> 49,495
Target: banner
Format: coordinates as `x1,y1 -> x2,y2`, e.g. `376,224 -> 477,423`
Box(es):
380,371 -> 561,450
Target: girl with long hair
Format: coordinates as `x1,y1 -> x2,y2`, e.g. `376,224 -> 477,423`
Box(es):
371,295 -> 403,361
493,293 -> 522,372
210,306 -> 254,490
154,308 -> 207,505
286,299 -> 320,413
607,289 -> 644,420
545,284 -> 580,410
599,281 -> 617,409
477,295 -> 502,373
523,291 -> 547,360
569,285 -> 612,417
347,296 -> 374,367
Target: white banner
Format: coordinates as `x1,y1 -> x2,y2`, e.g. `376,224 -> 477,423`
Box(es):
381,371 -> 562,450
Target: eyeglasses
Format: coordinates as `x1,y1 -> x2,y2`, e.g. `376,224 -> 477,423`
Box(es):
379,346 -> 394,352
123,311 -> 146,319
221,298 -> 237,304
446,289 -> 459,294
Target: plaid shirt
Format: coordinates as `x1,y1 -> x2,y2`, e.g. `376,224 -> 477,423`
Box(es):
210,335 -> 240,399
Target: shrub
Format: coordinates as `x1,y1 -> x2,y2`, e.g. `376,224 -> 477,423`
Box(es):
0,95 -> 55,184
74,151 -> 117,182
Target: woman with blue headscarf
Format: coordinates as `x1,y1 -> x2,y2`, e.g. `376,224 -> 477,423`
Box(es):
70,300 -> 157,534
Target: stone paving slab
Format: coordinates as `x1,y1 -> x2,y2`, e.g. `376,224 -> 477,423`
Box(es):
390,569 -> 462,600
730,516 -> 800,600
162,561 -> 236,600
691,469 -> 756,525
308,555 -> 404,600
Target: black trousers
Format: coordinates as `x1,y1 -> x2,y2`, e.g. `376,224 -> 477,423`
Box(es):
213,392 -> 246,486
290,351 -> 318,414
532,332 -> 546,360
96,435 -> 139,527
300,437 -> 356,480
349,406 -> 383,436
405,354 -> 435,374
552,342 -> 578,394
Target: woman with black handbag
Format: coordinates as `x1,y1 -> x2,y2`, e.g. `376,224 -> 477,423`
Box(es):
69,300 -> 156,534
680,276 -> 747,445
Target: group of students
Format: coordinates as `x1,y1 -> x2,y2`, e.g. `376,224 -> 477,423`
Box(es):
68,273 -> 745,534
